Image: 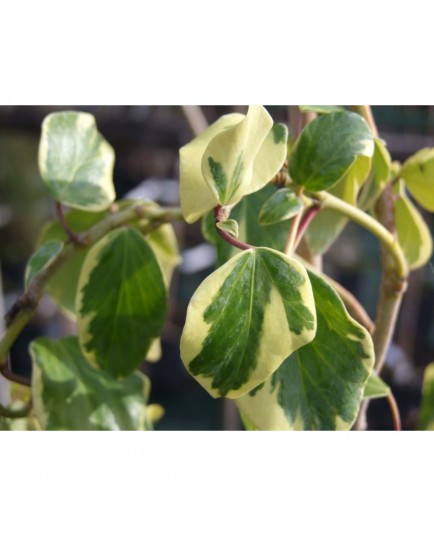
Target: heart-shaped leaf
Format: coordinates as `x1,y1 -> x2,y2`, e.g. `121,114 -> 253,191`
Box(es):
202,105 -> 274,205
76,227 -> 167,378
236,269 -> 374,430
30,337 -> 152,430
289,111 -> 374,192
180,106 -> 288,223
258,188 -> 304,226
180,247 -> 316,398
38,111 -> 116,211
180,113 -> 244,223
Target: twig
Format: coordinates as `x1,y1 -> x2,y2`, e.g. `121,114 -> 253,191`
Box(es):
386,391 -> 401,431
181,106 -> 208,136
292,204 -> 321,252
351,105 -> 407,431
0,360 -> 31,387
284,208 -> 303,256
214,205 -> 254,251
55,202 -> 86,246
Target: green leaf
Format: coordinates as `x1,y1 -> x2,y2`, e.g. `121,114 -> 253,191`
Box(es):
358,137 -> 391,210
305,154 -> 371,255
236,269 -> 374,430
401,148 -> 434,211
24,240 -> 64,289
299,105 -> 345,114
180,107 -> 288,223
258,188 -> 304,226
289,111 -> 374,192
38,111 -> 116,211
202,185 -> 292,266
363,372 -> 390,399
76,227 -> 167,378
393,180 -> 433,270
180,247 -> 316,399
180,112 -> 244,223
216,219 -> 239,238
37,203 -> 179,319
417,363 -> 434,430
30,337 -> 152,430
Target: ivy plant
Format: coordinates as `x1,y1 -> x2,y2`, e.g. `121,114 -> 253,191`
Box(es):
0,105 -> 433,431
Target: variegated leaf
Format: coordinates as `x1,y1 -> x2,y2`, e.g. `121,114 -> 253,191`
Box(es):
180,106 -> 288,222
30,337 -> 152,430
180,247 -> 316,399
236,270 -> 374,430
38,111 -> 115,211
180,112 -> 244,223
76,228 -> 167,378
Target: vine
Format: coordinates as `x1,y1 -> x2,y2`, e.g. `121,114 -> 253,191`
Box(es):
1,105 -> 434,431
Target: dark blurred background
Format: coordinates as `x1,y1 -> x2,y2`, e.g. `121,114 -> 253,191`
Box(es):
0,105 -> 433,430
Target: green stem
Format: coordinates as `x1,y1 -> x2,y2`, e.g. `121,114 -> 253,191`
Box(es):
284,208 -> 303,255
387,390 -> 401,431
371,187 -> 406,373
308,191 -> 407,279
350,105 -> 407,431
0,202 -> 183,368
0,310 -> 35,365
